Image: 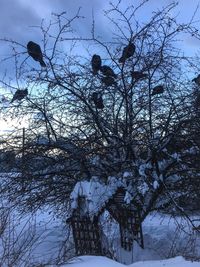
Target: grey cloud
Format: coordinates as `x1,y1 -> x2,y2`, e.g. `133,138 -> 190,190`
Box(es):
0,0 -> 41,42
0,0 -> 113,72
0,0 -> 109,51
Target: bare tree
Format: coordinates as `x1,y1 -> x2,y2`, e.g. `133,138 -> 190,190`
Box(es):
0,1 -> 199,224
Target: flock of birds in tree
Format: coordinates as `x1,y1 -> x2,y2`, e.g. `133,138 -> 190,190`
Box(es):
10,41 -> 200,109
90,42 -> 165,109
11,41 -> 46,103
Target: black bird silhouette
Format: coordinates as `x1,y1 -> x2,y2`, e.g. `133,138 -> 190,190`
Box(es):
11,89 -> 28,103
27,41 -> 46,67
192,74 -> 200,85
91,92 -> 104,109
119,43 -> 135,63
101,76 -> 116,86
100,65 -> 116,78
131,71 -> 148,80
152,85 -> 164,96
91,54 -> 102,75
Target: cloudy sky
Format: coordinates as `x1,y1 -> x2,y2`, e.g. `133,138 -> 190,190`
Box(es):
0,0 -> 199,85
0,0 -> 200,58
0,0 -> 200,132
0,0 -> 200,86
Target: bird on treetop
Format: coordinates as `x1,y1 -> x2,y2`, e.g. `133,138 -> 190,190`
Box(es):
27,41 -> 46,67
100,65 -> 117,78
152,85 -> 164,96
131,71 -> 148,81
91,54 -> 102,75
192,74 -> 200,86
11,89 -> 28,103
119,42 -> 135,63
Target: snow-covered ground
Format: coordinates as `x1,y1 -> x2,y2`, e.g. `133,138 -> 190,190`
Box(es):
142,213 -> 200,261
98,211 -> 200,264
56,255 -> 200,267
0,208 -> 74,266
0,206 -> 199,266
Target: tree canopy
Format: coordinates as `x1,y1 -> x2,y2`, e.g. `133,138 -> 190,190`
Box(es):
0,1 -> 199,220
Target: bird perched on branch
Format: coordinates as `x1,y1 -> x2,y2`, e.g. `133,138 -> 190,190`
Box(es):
100,65 -> 116,78
192,74 -> 200,86
11,89 -> 28,103
152,85 -> 164,96
101,76 -> 116,86
119,42 -> 135,63
91,92 -> 104,109
27,41 -> 46,67
131,71 -> 148,81
91,54 -> 102,75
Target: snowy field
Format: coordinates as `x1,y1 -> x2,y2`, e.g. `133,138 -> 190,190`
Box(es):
0,207 -> 200,266
64,255 -> 200,267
